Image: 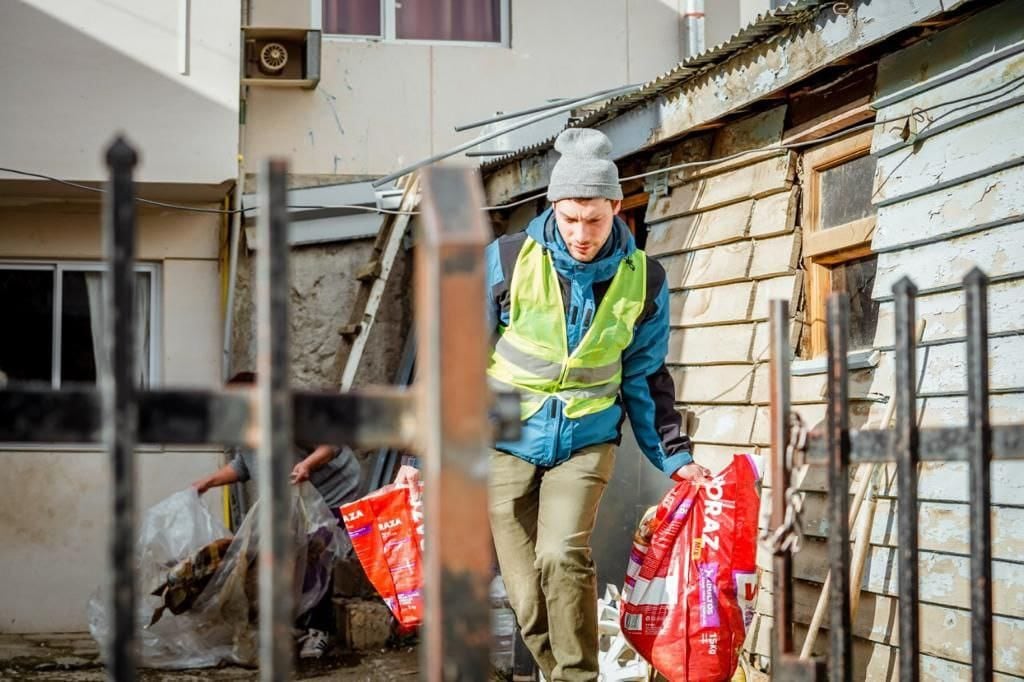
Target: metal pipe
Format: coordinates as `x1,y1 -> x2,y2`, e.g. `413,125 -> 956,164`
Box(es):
256,158 -> 294,682
453,84 -> 630,132
684,0 -> 705,58
769,299 -> 794,659
965,268 -> 993,682
825,293 -> 852,682
893,277 -> 921,682
103,137 -> 140,682
371,83 -> 643,188
222,137 -> 245,381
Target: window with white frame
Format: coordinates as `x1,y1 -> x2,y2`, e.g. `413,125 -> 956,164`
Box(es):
0,262 -> 159,388
320,0 -> 508,45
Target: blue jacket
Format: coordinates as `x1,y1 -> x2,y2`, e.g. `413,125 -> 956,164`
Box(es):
487,208 -> 693,475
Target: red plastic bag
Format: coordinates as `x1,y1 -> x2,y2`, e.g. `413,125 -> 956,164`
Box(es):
341,483 -> 424,631
620,454 -> 761,681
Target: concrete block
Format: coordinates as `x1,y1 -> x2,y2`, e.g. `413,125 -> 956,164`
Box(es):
334,598 -> 392,652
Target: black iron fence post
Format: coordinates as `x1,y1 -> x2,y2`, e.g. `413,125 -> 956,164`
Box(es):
893,277 -> 920,682
770,299 -> 795,659
825,294 -> 852,682
965,268 -> 993,682
103,137 -> 140,682
256,158 -> 295,682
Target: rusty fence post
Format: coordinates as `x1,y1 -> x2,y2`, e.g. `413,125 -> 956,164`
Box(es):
825,294 -> 852,682
416,167 -> 493,681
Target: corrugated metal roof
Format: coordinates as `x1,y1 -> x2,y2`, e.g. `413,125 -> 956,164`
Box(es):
480,0 -> 825,172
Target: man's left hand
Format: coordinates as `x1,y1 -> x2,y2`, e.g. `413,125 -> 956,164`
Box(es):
291,461 -> 311,484
672,462 -> 712,483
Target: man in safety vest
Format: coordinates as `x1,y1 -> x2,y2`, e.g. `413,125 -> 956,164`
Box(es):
486,127 -> 710,681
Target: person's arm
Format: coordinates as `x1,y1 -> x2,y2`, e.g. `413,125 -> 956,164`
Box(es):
291,444 -> 339,484
192,464 -> 241,495
620,272 -> 708,482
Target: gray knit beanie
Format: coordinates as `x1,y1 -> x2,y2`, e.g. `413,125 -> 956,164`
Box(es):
546,128 -> 623,202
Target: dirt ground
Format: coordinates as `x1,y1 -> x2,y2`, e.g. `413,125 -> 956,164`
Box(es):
0,632 -> 419,681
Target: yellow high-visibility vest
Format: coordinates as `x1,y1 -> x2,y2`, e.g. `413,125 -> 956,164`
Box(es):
488,238 -> 647,420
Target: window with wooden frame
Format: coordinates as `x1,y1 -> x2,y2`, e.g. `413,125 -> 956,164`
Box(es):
802,128 -> 880,356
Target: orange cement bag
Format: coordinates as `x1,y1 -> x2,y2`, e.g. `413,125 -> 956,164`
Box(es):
341,483 -> 424,631
620,454 -> 761,681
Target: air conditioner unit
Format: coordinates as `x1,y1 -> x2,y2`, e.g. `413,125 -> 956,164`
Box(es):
242,27 -> 320,89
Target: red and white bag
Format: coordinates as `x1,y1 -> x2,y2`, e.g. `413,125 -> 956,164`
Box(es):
341,483 -> 424,631
620,454 -> 761,681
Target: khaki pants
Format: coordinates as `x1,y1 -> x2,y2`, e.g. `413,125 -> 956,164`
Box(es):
489,443 -> 616,682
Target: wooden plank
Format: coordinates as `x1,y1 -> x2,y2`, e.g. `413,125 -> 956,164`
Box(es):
872,279 -> 1024,347
748,185 -> 799,239
751,273 -> 803,320
749,319 -> 801,365
669,281 -> 754,326
648,153 -> 795,222
778,539 -> 1024,619
667,323 -> 756,365
803,216 -> 874,259
750,401 -> 875,446
783,97 -> 874,146
874,0 -> 1024,136
773,459 -> 1024,507
873,222 -> 1024,295
710,106 -> 787,158
749,365 -> 877,405
873,165 -> 1024,252
686,404 -> 758,445
690,443 -> 760,474
784,492 -> 1024,561
873,105 -> 1024,205
915,393 -> 1024,427
753,582 -> 1024,676
669,364 -> 755,404
863,335 -> 1024,397
749,232 -> 801,279
748,612 -> 1024,682
660,240 -> 753,290
644,199 -> 752,255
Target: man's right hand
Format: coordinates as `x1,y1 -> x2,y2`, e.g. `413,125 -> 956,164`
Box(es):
192,479 -> 211,495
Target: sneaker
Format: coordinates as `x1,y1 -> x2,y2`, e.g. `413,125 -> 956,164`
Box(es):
298,628 -> 331,659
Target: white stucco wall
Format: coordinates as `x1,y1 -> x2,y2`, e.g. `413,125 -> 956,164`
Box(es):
0,206 -> 224,632
0,0 -> 240,187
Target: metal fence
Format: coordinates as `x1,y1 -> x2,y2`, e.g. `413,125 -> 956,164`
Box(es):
0,138 -> 519,681
767,273 -> 1024,682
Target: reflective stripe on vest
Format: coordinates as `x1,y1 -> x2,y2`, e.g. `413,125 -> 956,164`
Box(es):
487,238 -> 647,420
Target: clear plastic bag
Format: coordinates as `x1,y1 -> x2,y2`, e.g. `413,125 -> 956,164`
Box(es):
88,483 -> 347,669
87,488 -> 236,669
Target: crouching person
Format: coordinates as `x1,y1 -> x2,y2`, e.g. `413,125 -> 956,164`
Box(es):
191,371 -> 362,659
